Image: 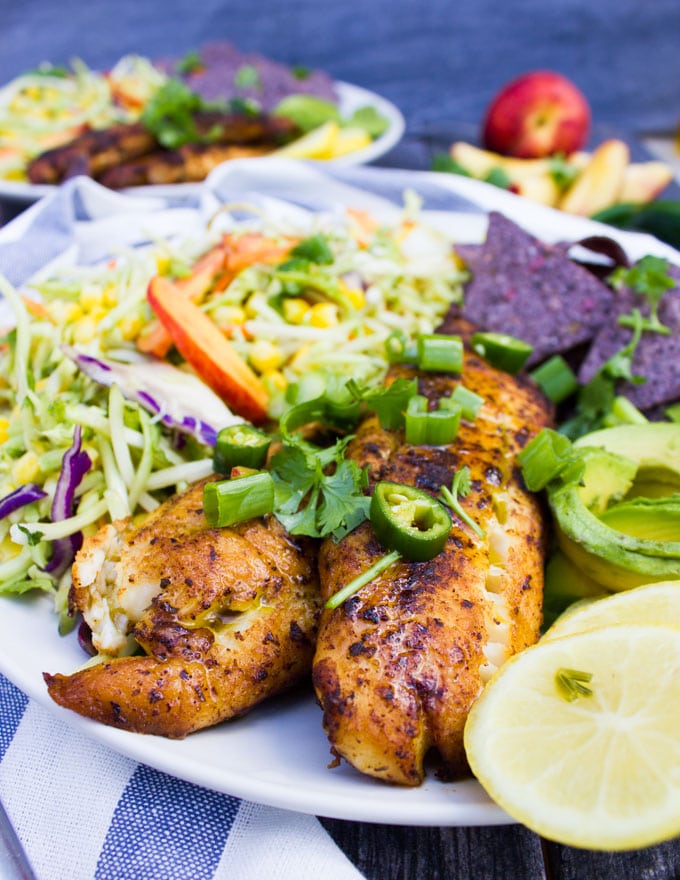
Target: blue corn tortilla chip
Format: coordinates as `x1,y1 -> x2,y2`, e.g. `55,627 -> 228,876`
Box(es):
461,212 -> 615,365
156,42 -> 338,112
578,265 -> 680,410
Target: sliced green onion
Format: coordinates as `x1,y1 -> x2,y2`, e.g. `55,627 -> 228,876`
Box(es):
555,668 -> 593,702
370,481 -> 452,561
609,395 -> 648,426
530,355 -> 579,403
325,549 -> 401,610
417,333 -> 464,373
385,330 -> 418,364
405,395 -> 461,445
214,423 -> 272,473
451,384 -> 484,420
203,472 -> 275,528
517,428 -> 573,492
471,331 -> 533,374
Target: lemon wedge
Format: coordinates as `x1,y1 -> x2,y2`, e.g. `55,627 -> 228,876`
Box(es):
274,121 -> 340,159
329,126 -> 372,157
464,624 -> 680,850
544,580 -> 680,641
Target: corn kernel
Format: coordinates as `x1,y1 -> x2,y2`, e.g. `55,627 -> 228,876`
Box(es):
213,305 -> 246,327
103,286 -> 118,307
339,281 -> 365,310
63,303 -> 82,323
262,369 -> 288,392
306,302 -> 339,328
72,317 -> 97,344
12,451 -> 40,484
249,340 -> 284,373
156,255 -> 171,275
119,315 -> 144,341
282,298 -> 310,324
80,288 -> 104,310
0,418 -> 9,444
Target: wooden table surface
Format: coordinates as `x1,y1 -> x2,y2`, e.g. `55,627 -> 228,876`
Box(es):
0,127 -> 678,880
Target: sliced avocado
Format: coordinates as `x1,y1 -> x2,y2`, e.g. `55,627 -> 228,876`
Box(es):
573,423 -> 680,489
575,448 -> 637,514
600,496 -> 680,542
548,422 -> 680,592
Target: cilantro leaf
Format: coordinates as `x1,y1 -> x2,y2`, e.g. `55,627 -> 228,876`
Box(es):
141,79 -> 205,148
270,439 -> 369,541
609,255 -> 675,334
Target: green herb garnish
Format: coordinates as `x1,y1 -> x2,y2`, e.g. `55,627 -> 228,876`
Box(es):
140,79 -> 205,148
439,466 -> 485,538
555,668 -> 593,702
176,50 -> 204,75
610,255 -> 674,335
233,64 -> 262,90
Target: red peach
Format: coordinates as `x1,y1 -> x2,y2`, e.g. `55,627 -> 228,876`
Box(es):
482,71 -> 591,159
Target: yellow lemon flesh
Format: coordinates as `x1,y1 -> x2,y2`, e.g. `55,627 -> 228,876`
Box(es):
544,580 -> 680,641
274,121 -> 340,159
464,624 -> 680,850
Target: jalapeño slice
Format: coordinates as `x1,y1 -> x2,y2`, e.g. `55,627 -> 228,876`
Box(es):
214,424 -> 272,473
470,332 -> 533,374
370,481 -> 452,561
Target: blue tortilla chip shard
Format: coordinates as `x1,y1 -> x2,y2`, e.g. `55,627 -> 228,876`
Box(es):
461,212 -> 615,365
156,42 -> 338,112
578,265 -> 680,410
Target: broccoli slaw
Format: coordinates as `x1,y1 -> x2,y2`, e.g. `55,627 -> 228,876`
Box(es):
0,191 -> 466,628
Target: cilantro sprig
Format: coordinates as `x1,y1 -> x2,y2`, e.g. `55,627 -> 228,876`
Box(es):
610,255 -> 675,335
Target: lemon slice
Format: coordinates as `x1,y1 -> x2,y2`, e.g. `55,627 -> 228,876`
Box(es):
544,580 -> 680,641
329,126 -> 372,157
464,624 -> 680,850
274,121 -> 340,159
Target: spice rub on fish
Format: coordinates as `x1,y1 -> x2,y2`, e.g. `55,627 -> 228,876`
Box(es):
312,322 -> 552,785
44,478 -> 321,737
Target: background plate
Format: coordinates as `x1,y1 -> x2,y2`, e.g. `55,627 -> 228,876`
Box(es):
0,80 -> 405,204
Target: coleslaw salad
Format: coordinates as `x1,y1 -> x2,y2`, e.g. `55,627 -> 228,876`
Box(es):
0,182 -> 466,629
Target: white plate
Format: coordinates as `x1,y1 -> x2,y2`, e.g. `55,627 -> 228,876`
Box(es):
0,163 -> 677,827
0,81 -> 405,205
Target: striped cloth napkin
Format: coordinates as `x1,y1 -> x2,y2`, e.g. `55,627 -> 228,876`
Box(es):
0,674 -> 365,880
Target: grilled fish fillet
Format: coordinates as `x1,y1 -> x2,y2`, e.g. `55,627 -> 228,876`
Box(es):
27,112 -> 298,186
44,478 -> 321,737
312,322 -> 552,785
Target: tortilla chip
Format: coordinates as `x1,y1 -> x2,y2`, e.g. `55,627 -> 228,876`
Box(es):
462,213 -> 615,365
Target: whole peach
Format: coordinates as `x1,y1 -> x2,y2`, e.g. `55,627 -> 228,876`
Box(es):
482,71 -> 591,158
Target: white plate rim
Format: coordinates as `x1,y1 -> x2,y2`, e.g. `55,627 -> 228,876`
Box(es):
0,80 -> 405,204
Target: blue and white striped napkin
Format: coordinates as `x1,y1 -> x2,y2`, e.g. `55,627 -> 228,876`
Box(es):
0,674 -> 365,880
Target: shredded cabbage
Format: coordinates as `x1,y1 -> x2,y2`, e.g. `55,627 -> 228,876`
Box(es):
0,197 -> 466,628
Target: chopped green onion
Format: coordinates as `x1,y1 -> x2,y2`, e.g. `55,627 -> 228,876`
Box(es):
530,355 -> 579,403
517,428 -> 573,492
203,472 -> 275,527
417,333 -> 464,373
405,395 -> 461,445
555,667 -> 593,702
471,331 -> 533,374
214,423 -> 272,472
451,384 -> 484,420
325,549 -> 401,610
385,329 -> 418,364
609,395 -> 648,426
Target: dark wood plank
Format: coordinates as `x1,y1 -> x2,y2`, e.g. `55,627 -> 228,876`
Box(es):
544,837 -> 680,880
320,819 -> 547,880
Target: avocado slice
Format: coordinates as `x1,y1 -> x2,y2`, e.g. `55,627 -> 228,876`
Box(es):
549,423 -> 680,592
